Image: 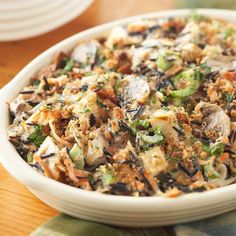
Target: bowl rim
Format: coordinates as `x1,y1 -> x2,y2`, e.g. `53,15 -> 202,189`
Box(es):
1,8 -> 236,211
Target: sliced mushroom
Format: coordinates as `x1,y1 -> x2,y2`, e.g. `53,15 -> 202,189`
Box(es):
176,21 -> 202,47
209,164 -> 236,187
125,75 -> 150,104
105,26 -> 142,49
86,133 -> 104,166
181,43 -> 202,62
204,55 -> 236,72
201,103 -> 231,138
8,122 -> 25,138
105,26 -> 128,49
131,47 -> 152,70
141,38 -> 174,48
71,39 -> 99,65
10,95 -> 32,118
85,125 -> 130,166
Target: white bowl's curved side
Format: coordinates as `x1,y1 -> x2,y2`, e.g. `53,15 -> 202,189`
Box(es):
0,9 -> 236,226
29,188 -> 236,227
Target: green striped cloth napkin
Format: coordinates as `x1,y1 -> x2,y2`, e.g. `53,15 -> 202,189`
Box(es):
176,0 -> 236,10
31,211 -> 236,236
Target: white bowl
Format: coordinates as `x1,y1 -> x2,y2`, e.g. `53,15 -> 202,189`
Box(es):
0,9 -> 236,227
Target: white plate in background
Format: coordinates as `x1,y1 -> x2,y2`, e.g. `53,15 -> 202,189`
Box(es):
0,0 -> 65,21
0,0 -> 93,41
0,0 -> 53,11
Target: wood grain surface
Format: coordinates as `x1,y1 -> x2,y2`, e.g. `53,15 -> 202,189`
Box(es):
0,1 -> 175,235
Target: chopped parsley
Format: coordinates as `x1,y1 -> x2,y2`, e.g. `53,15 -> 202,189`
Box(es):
97,98 -> 106,108
28,125 -> 47,147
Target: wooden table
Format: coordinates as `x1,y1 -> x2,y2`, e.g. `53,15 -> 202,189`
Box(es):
0,1 -> 175,235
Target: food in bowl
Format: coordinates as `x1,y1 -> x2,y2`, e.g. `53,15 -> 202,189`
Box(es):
8,13 -> 236,197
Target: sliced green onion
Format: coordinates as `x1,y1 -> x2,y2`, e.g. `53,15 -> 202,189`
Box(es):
74,159 -> 85,170
141,134 -> 163,144
170,70 -> 199,98
102,172 -> 115,186
156,55 -> 172,71
69,144 -> 84,170
202,142 -> 211,154
64,59 -> 74,71
27,153 -> 34,163
210,142 -> 224,157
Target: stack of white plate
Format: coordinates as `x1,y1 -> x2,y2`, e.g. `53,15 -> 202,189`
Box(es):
0,0 -> 93,41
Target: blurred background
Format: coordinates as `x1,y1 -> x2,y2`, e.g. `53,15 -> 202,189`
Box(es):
0,0 -> 236,88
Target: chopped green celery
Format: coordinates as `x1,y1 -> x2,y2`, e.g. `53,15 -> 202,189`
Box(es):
156,55 -> 172,71
203,163 -> 220,179
27,153 -> 34,163
69,143 -> 81,159
64,59 -> 74,71
102,172 -> 115,185
170,70 -> 199,98
172,97 -> 184,106
211,142 -> 224,157
141,134 -> 163,144
69,144 -> 84,170
202,142 -> 211,154
74,159 -> 84,170
201,142 -> 224,158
